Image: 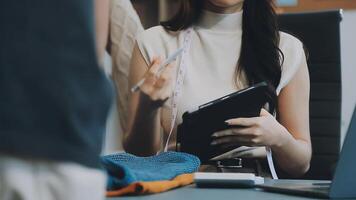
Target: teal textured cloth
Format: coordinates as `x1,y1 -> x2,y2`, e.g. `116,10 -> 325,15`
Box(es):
101,151 -> 200,190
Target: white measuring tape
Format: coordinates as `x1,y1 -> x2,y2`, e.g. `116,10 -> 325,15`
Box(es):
163,28 -> 193,152
162,27 -> 278,179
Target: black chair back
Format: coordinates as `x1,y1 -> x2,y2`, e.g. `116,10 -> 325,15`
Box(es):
278,10 -> 343,180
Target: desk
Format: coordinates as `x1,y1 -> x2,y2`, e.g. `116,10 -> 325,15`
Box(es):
107,180 -> 323,200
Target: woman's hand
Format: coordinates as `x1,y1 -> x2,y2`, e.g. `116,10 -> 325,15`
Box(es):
138,56 -> 176,108
211,109 -> 289,148
124,53 -> 176,156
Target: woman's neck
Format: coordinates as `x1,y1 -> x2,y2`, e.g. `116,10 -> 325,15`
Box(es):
204,1 -> 243,14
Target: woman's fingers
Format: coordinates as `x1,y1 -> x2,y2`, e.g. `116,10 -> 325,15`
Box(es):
154,62 -> 175,89
149,56 -> 162,72
219,143 -> 252,151
153,62 -> 176,101
141,57 -> 161,89
211,135 -> 253,146
212,127 -> 253,137
139,56 -> 176,104
260,108 -> 271,116
225,117 -> 260,127
211,127 -> 262,147
210,112 -> 276,148
145,57 -> 162,80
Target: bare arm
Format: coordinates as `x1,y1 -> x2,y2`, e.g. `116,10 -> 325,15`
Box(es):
123,44 -> 176,156
272,62 -> 312,176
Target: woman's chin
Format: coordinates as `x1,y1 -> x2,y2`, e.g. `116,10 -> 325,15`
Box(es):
207,0 -> 244,8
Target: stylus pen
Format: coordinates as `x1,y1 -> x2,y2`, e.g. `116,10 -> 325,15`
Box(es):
130,47 -> 184,93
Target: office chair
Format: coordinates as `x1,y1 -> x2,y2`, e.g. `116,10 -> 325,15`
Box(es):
278,10 -> 343,180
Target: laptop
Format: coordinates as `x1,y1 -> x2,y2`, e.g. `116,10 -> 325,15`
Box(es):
259,107 -> 356,199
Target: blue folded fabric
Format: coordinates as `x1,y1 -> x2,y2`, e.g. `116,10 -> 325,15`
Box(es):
101,151 -> 201,190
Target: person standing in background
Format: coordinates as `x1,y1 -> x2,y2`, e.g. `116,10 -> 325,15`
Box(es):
0,0 -> 113,199
99,0 -> 144,153
108,0 -> 144,134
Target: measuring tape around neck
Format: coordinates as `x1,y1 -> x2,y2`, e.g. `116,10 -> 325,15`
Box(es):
163,28 -> 193,152
162,27 -> 278,179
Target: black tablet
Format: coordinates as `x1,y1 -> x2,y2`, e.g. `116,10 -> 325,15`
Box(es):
176,82 -> 276,163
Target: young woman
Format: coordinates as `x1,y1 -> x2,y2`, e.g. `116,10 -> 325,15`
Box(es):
124,0 -> 312,177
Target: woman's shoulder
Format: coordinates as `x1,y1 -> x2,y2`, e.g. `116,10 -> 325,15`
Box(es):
277,31 -> 308,94
136,25 -> 180,46
136,25 -> 181,64
139,26 -> 166,37
279,31 -> 304,53
279,31 -> 307,65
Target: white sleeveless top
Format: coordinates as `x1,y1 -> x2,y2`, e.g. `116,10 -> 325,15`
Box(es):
136,10 -> 307,156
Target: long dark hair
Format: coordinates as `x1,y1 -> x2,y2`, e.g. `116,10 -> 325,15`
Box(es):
161,0 -> 284,89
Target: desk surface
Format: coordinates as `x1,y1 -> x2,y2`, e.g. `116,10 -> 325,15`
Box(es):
107,180 -> 324,200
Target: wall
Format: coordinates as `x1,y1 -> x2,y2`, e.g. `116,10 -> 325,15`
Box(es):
340,10 -> 356,144
278,0 -> 356,12
102,52 -> 123,154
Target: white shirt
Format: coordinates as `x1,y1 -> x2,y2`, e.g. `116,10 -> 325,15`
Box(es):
136,10 -> 307,154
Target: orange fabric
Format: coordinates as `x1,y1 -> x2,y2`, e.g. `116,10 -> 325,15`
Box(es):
106,173 -> 194,197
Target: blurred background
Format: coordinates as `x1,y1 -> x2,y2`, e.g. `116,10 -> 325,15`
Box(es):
102,0 -> 356,154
